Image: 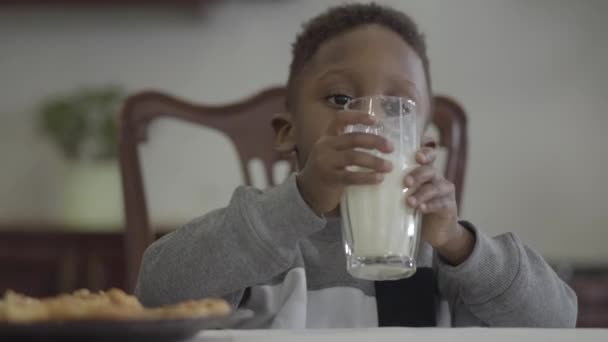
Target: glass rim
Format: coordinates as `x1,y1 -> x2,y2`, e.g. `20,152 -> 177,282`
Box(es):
342,95 -> 417,112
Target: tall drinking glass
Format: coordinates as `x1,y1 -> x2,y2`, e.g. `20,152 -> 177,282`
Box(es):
340,96 -> 421,281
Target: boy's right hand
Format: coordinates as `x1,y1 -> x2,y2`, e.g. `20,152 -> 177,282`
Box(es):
296,112 -> 394,216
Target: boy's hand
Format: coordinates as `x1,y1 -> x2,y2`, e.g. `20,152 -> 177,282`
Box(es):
297,112 -> 394,216
404,145 -> 475,265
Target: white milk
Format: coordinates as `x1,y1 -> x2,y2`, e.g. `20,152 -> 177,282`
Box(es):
341,152 -> 419,264
340,96 -> 420,280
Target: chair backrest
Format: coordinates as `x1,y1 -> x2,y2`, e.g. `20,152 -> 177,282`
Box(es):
118,89 -> 468,292
432,96 -> 468,207
118,87 -> 288,291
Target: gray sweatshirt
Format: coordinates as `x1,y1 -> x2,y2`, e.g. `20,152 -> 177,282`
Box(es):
135,175 -> 577,328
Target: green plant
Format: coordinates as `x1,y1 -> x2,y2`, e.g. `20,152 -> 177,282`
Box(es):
38,85 -> 125,161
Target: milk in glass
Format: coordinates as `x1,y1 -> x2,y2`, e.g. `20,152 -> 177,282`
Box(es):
340,96 -> 421,281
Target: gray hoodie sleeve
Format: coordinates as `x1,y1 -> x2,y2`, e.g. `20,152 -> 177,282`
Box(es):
135,175 -> 326,308
437,221 -> 578,327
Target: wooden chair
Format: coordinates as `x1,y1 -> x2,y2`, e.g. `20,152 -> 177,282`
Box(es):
118,88 -> 468,292
118,87 -> 288,291
432,96 -> 468,207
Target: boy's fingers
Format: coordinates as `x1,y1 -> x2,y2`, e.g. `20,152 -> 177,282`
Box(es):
403,165 -> 436,188
416,147 -> 436,165
335,170 -> 384,185
406,181 -> 455,208
331,133 -> 393,153
340,150 -> 393,172
419,195 -> 456,214
326,111 -> 376,135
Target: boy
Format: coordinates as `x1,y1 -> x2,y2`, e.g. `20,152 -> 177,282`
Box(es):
136,3 -> 577,328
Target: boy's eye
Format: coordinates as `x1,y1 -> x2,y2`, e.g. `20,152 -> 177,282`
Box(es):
326,94 -> 353,107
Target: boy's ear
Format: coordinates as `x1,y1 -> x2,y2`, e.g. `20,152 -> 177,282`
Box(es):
271,112 -> 296,155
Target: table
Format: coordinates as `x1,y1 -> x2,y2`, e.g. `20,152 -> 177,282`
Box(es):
197,328 -> 608,342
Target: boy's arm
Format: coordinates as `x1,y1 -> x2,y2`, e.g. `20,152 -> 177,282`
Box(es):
437,221 -> 578,327
135,174 -> 326,307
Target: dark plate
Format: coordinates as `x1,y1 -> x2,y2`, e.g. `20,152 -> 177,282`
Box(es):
0,309 -> 253,342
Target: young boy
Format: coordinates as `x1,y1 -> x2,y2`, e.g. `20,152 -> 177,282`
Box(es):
136,3 -> 577,328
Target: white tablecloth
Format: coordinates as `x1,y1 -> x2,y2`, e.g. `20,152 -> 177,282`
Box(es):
196,328 -> 608,342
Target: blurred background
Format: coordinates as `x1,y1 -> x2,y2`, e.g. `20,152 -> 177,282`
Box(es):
0,0 -> 606,326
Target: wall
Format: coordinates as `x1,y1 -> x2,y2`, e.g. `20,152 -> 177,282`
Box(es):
0,0 -> 606,263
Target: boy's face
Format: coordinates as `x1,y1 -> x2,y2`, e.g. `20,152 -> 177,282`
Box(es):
275,24 -> 430,167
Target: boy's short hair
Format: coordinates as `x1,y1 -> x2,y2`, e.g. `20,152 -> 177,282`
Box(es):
287,2 -> 431,110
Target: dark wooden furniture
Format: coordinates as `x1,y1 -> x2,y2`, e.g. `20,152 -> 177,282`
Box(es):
118,87 -> 288,292
0,0 -> 204,7
570,269 -> 608,327
0,228 -> 125,297
118,88 -> 469,292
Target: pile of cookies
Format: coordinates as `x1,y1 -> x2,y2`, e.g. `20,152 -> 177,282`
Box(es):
0,288 -> 231,323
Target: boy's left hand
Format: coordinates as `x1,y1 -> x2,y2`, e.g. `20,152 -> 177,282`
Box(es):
403,143 -> 475,265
